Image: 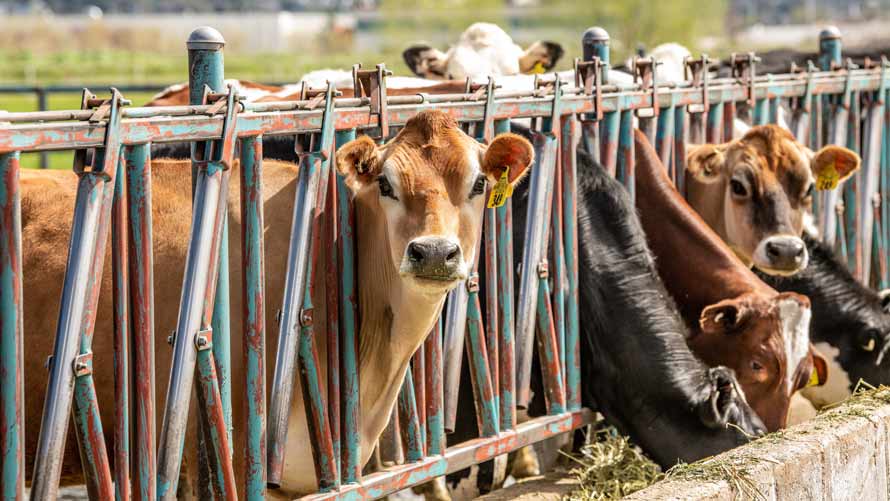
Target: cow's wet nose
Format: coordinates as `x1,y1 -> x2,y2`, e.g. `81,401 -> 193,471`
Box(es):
761,236 -> 807,273
405,237 -> 462,279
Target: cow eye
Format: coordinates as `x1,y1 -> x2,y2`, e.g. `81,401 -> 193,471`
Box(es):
750,360 -> 764,371
730,179 -> 749,198
804,183 -> 814,199
470,176 -> 487,198
858,329 -> 881,352
377,176 -> 398,200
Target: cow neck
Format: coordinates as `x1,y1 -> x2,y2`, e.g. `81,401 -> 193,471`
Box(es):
353,192 -> 445,455
632,131 -> 774,323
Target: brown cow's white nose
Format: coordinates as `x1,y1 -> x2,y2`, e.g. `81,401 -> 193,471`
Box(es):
405,237 -> 462,280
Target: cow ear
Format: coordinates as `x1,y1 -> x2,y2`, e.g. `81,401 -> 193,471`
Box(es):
809,350 -> 828,387
700,298 -> 749,335
402,44 -> 449,79
811,145 -> 860,185
686,144 -> 727,183
482,133 -> 534,186
336,135 -> 382,192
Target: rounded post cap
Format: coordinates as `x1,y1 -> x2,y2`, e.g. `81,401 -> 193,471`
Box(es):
583,27 -> 610,44
187,26 -> 226,50
819,26 -> 841,41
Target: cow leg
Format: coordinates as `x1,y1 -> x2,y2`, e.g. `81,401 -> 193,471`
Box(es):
509,446 -> 541,479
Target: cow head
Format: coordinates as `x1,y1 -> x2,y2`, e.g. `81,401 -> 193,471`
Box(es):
337,110 -> 533,295
692,291 -> 826,431
686,125 -> 860,276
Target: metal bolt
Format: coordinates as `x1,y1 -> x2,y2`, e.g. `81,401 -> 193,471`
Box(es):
196,336 -> 208,348
819,25 -> 842,41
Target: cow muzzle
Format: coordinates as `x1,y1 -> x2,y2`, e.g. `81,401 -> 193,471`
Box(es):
400,236 -> 466,285
753,235 -> 808,276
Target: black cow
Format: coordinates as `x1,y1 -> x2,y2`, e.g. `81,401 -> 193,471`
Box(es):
758,233 -> 890,407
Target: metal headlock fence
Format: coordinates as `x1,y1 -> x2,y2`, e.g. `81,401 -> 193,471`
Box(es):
0,22 -> 887,501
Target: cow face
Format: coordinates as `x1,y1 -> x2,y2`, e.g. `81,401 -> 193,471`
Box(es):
693,291 -> 825,431
337,110 -> 533,295
687,125 -> 860,276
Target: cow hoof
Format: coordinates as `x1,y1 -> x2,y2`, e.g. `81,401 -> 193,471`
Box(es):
510,446 -> 540,478
412,477 -> 451,501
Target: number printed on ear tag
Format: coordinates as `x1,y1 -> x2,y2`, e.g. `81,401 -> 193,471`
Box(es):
487,167 -> 513,209
816,162 -> 839,191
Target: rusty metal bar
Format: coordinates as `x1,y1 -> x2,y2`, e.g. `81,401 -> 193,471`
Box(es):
706,101 -> 724,143
335,128 -> 361,483
0,151 -> 24,501
442,278 -> 468,432
465,277 -> 499,437
424,319 -> 445,456
30,89 -> 124,501
397,370 -> 424,463
268,83 -> 337,486
515,131 -> 558,409
239,135 -> 266,499
325,153 -> 342,482
617,108 -> 636,199
674,107 -> 688,197
111,146 -> 131,501
299,409 -> 593,501
156,84 -> 238,498
124,142 -> 155,501
860,80 -> 884,284
561,116 -> 581,411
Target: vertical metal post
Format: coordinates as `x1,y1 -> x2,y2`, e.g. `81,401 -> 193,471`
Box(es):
674,107 -> 688,197
268,83 -> 337,487
125,143 -> 155,501
187,26 -> 233,450
157,82 -> 237,498
706,101 -> 724,144
37,89 -> 48,169
112,150 -> 131,501
819,27 -> 845,247
656,102 -> 676,170
561,116 -> 581,411
30,90 -> 123,501
397,371 -> 424,462
861,96 -> 883,284
466,282 -> 499,437
0,151 -> 24,501
443,280 -> 468,431
335,128 -> 361,483
846,90 -> 862,276
515,132 -> 558,409
617,108 -> 636,200
722,100 -> 736,142
424,319 -> 445,456
584,28 -> 618,177
492,119 -> 517,430
240,135 -> 266,499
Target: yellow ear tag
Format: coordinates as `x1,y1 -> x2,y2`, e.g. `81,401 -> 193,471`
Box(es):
807,369 -> 821,387
816,161 -> 840,191
532,62 -> 546,74
487,167 -> 513,209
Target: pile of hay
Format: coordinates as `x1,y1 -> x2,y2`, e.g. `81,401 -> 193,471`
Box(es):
563,427 -> 663,501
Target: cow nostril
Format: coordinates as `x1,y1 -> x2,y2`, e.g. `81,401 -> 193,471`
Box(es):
446,246 -> 460,262
408,243 -> 425,263
766,242 -> 781,258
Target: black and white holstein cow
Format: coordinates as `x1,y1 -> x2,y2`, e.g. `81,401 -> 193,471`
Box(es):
758,234 -> 890,415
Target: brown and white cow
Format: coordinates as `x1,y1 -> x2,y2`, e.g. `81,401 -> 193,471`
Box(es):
634,130 -> 826,431
19,110 -> 533,495
686,124 -> 860,276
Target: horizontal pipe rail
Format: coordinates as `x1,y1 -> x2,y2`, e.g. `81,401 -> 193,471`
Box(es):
4,68 -> 890,152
